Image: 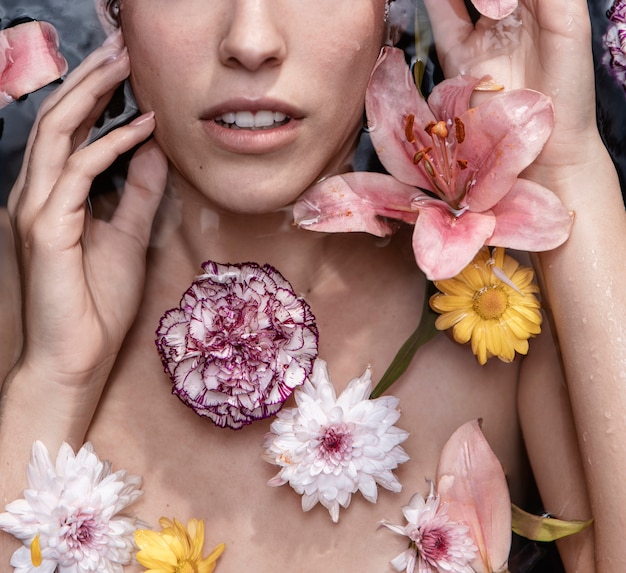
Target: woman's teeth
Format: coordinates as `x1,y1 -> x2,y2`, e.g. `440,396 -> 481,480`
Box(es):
215,110 -> 289,129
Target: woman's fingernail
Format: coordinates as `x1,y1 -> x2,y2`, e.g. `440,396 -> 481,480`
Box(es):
130,111 -> 155,126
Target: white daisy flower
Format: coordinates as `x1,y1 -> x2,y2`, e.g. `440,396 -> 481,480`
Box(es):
263,358 -> 409,522
0,441 -> 142,573
380,482 -> 477,573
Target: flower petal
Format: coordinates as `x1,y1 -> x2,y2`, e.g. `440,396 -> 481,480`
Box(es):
294,172 -> 419,235
471,0 -> 518,20
460,89 -> 554,213
488,178 -> 573,250
436,420 -> 511,573
412,200 -> 496,280
0,21 -> 67,108
366,47 -> 436,188
424,72 -> 482,126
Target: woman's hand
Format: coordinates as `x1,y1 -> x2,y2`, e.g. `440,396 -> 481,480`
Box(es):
422,0 -> 599,186
425,3 -> 626,571
7,31 -> 167,394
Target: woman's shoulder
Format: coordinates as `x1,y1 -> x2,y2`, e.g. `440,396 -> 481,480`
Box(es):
0,208 -> 22,379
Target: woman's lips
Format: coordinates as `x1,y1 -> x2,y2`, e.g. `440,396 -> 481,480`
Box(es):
202,105 -> 302,154
214,110 -> 289,130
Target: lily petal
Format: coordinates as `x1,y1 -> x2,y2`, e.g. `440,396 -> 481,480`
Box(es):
425,72 -> 482,125
488,178 -> 573,250
412,199 -> 496,280
366,47 -> 436,189
459,89 -> 554,213
436,420 -> 511,573
294,172 -> 419,235
471,0 -> 518,20
0,21 -> 67,108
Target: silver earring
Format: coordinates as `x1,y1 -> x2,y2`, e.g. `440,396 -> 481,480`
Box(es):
384,0 -> 392,22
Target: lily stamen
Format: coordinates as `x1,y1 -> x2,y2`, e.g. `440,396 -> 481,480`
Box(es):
422,157 -> 450,200
424,120 -> 454,191
405,114 -> 416,143
454,117 -> 465,143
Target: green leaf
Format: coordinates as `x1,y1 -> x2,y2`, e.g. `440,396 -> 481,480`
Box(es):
370,282 -> 439,399
511,504 -> 593,542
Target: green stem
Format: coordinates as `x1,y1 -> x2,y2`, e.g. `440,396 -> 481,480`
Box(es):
370,282 -> 439,399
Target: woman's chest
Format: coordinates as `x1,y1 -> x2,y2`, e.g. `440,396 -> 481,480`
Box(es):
87,316 -> 524,572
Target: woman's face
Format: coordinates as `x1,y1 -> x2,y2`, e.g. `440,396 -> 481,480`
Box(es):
119,0 -> 387,213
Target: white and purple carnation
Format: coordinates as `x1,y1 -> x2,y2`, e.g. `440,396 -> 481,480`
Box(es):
604,0 -> 626,90
156,261 -> 319,429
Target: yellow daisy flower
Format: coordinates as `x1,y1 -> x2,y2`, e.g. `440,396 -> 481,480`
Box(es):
429,247 -> 542,365
134,517 -> 225,573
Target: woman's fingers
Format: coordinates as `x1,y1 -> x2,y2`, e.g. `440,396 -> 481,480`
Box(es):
11,49 -> 130,229
8,34 -> 128,215
422,0 -> 474,57
33,112 -> 158,251
112,137 -> 168,250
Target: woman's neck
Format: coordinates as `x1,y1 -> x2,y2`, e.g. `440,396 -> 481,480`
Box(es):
148,173 -> 332,295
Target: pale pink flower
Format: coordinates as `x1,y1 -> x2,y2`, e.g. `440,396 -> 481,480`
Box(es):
263,359 -> 409,522
294,47 -> 571,280
0,20 -> 67,109
604,0 -> 626,90
380,420 -> 511,573
471,0 -> 518,20
380,482 -> 477,573
156,261 -> 319,429
0,442 -> 141,573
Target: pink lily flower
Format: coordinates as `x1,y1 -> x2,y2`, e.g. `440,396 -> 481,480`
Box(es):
294,47 -> 572,280
472,0 -> 518,20
436,420 -> 511,573
0,20 -> 68,109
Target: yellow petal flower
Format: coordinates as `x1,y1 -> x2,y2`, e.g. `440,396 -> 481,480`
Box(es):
135,517 -> 225,573
430,247 -> 542,365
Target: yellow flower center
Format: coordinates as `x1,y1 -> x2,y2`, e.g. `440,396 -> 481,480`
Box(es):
473,286 -> 508,320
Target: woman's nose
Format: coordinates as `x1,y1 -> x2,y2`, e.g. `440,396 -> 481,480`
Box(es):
218,0 -> 287,71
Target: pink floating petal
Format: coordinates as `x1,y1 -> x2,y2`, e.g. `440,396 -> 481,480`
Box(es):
294,172 -> 419,235
471,0 -> 518,20
488,178 -> 573,250
412,199 -> 496,280
436,420 -> 511,573
0,21 -> 68,108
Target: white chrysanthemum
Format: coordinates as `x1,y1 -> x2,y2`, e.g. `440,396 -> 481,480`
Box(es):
0,441 -> 142,573
263,358 -> 409,522
380,482 -> 477,573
